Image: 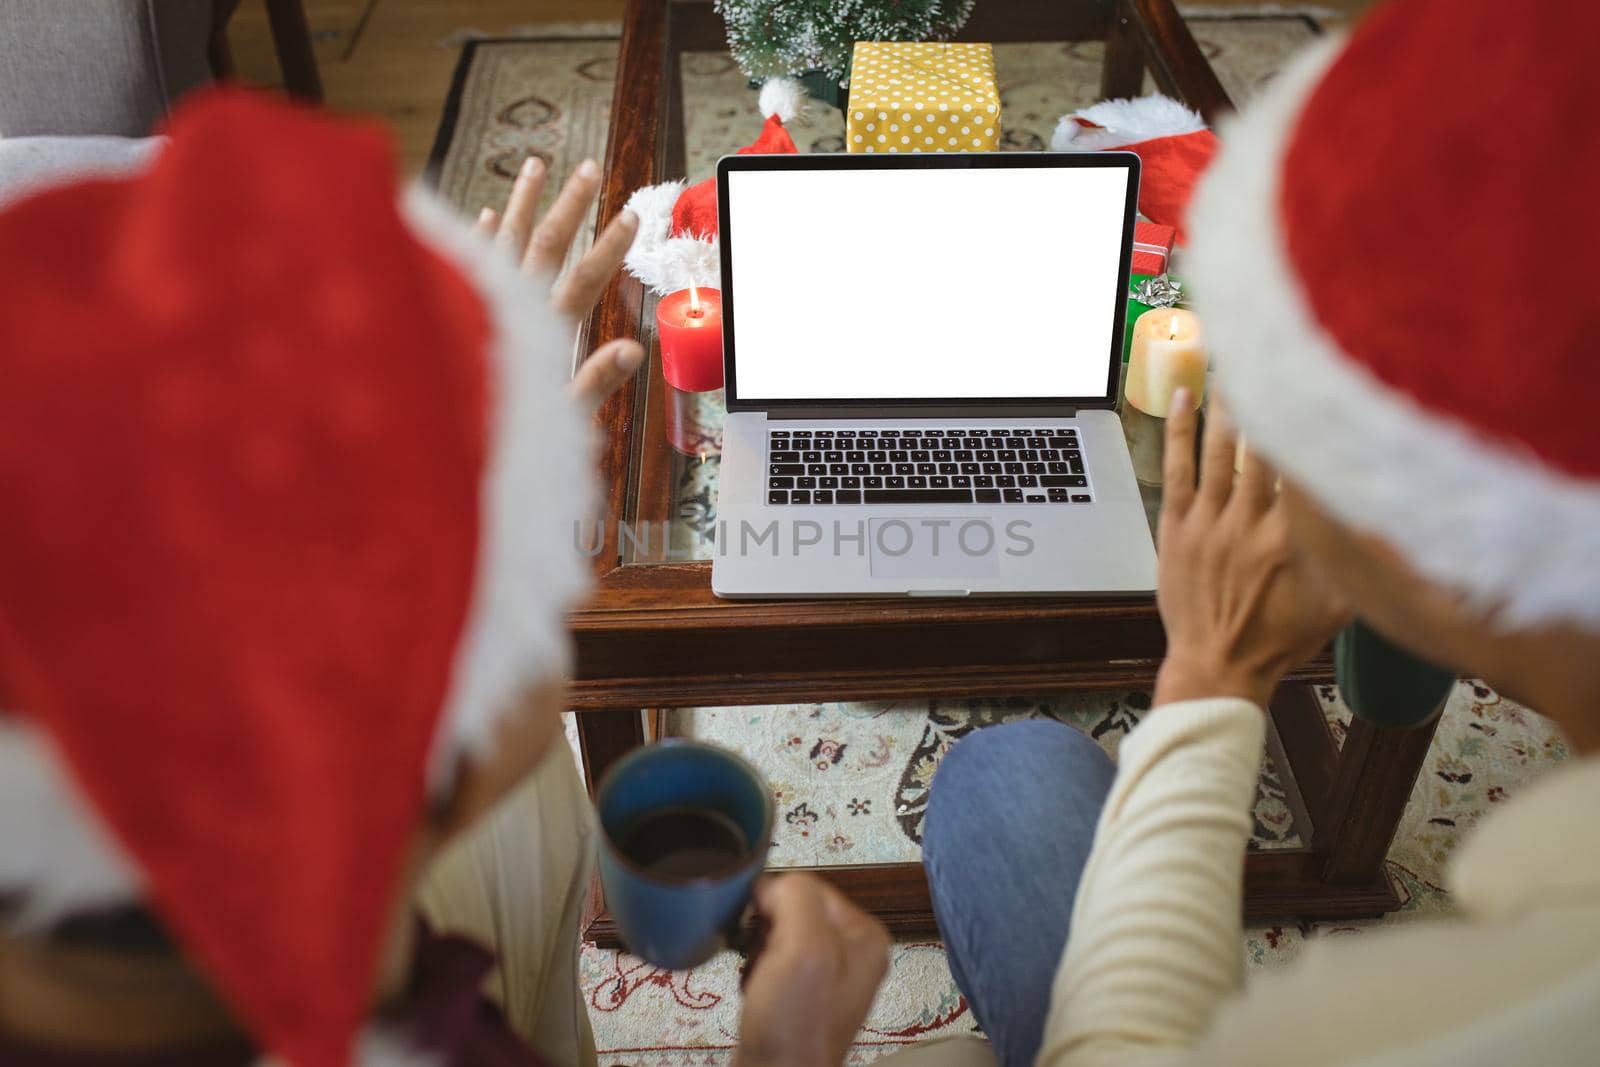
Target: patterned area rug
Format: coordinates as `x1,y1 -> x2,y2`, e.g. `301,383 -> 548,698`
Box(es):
428,17 -> 1572,1066
677,690 -> 1307,867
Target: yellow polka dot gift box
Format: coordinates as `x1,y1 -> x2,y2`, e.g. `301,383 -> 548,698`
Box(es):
846,41 -> 1001,153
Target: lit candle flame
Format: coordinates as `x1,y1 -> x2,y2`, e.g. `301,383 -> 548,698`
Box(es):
688,282 -> 702,318
1168,315 -> 1181,340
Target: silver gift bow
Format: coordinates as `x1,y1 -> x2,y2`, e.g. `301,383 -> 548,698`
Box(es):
1131,274 -> 1185,307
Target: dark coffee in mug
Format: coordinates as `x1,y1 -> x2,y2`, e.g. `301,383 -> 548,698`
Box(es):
596,740 -> 773,969
617,806 -> 749,879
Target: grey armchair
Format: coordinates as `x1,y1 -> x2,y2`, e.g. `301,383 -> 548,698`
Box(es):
0,0 -> 320,140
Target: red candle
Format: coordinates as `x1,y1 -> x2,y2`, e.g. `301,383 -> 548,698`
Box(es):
656,285 -> 723,392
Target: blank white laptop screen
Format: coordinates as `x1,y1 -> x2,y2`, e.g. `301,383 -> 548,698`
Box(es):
724,164 -> 1132,403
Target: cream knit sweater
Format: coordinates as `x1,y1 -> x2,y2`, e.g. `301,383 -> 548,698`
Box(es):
1032,698 -> 1600,1066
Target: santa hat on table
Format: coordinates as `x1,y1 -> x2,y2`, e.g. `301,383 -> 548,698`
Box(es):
1187,0 -> 1600,630
622,76 -> 806,294
1051,93 -> 1218,242
0,91 -> 595,1066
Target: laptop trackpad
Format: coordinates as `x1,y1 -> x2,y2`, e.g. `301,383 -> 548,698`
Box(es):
867,517 -> 1003,581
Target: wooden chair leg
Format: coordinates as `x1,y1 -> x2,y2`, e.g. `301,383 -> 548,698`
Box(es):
209,0 -> 241,80
209,31 -> 236,81
264,0 -> 324,102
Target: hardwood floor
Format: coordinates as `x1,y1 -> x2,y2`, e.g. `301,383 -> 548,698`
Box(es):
224,0 -> 624,174
222,0 -> 1372,176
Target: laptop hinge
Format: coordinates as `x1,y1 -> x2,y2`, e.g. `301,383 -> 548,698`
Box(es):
760,404 -> 1083,421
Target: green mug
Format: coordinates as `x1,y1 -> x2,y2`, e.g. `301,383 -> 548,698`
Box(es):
1334,619 -> 1455,729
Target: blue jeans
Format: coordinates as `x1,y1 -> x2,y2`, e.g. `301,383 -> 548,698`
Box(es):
922,720 -> 1117,1067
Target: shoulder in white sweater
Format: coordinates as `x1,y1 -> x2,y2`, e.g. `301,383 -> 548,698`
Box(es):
1040,698 -> 1600,1067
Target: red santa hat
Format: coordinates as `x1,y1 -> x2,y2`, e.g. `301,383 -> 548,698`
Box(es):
622,76 -> 805,294
1051,93 -> 1218,242
1187,0 -> 1600,630
0,90 -> 595,1066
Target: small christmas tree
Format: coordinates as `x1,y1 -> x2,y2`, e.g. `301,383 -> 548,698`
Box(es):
715,0 -> 977,89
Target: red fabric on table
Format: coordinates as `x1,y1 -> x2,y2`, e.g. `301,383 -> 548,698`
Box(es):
1136,129 -> 1218,243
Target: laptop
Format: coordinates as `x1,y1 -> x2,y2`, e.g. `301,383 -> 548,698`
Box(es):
710,151 -> 1157,598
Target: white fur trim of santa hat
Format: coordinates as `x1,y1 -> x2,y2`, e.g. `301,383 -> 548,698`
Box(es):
250,1025 -> 445,1067
1,186 -> 598,928
330,1025 -> 442,1067
0,718 -> 143,928
401,187 -> 598,785
0,726 -> 453,1061
622,178 -> 720,296
1187,36 -> 1600,630
1050,93 -> 1205,152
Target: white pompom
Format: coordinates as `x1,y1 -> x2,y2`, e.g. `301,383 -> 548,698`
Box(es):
758,76 -> 809,124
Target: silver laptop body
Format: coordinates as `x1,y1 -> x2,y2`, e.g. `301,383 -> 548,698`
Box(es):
710,151 -> 1157,598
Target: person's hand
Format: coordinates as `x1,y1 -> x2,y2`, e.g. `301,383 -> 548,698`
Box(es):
474,156 -> 644,415
1154,390 -> 1352,709
735,874 -> 890,1067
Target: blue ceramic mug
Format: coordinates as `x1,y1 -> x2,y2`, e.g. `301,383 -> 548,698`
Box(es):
596,740 -> 773,969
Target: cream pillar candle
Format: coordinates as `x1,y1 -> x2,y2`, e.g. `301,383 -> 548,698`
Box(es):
1121,308 -> 1206,485
1125,308 -> 1206,416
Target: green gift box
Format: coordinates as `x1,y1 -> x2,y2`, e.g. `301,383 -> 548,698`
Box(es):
1123,273 -> 1156,363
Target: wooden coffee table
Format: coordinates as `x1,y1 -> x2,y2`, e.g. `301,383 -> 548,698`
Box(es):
573,0 -> 1441,943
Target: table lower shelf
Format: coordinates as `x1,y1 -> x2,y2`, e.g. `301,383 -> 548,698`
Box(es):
578,685 -> 1440,950
580,852 -> 1399,947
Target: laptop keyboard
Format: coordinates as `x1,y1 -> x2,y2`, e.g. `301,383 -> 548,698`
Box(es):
765,427 -> 1091,506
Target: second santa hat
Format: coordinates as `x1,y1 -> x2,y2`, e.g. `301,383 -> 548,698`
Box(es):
623,76 -> 806,294
1188,0 -> 1600,629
